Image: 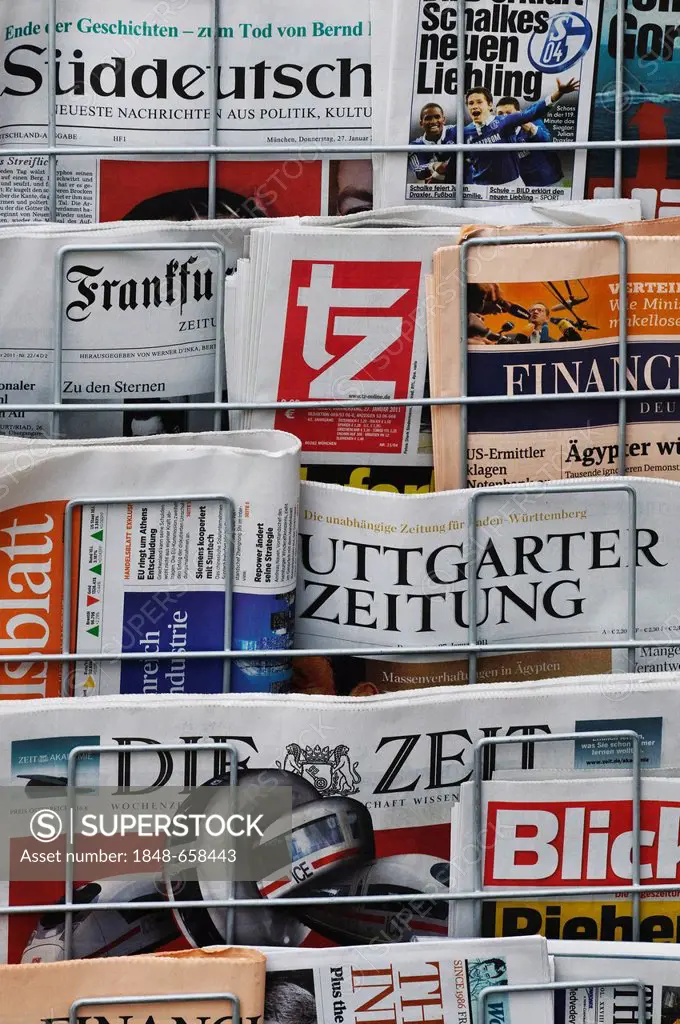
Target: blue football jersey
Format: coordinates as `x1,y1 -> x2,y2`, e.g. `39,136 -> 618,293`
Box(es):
409,125 -> 457,180
516,120 -> 564,187
451,98 -> 550,186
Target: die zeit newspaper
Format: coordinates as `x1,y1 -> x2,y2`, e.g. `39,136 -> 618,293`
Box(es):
261,937 -> 553,1024
0,676 -> 679,965
0,431 -> 300,696
429,235 -> 680,492
451,778 -> 680,946
378,0 -> 600,207
0,0 -> 373,222
296,475 -> 680,694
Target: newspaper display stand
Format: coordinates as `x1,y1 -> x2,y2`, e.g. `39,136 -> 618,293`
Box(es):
0,0 -> 677,1018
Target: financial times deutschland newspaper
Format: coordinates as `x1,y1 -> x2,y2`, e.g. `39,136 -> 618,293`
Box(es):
0,948 -> 266,1024
0,218 -> 295,440
551,940 -> 680,1024
0,431 -> 300,695
430,234 -> 680,492
261,937 -> 553,1024
379,0 -> 600,207
450,778 -> 680,945
296,475 -> 680,694
1,675 -> 680,962
0,0 -> 373,221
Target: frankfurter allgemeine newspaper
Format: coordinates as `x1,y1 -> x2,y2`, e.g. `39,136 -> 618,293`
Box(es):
0,0 -> 373,221
0,947 -> 265,1024
450,777 -> 680,944
375,0 -> 600,208
260,937 -> 553,1024
429,234 -> 680,491
296,475 -> 680,693
551,941 -> 680,1024
0,430 -> 300,695
1,675 -> 680,962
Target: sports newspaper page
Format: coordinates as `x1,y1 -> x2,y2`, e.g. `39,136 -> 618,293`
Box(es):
380,0 -> 600,207
1,675 -> 680,962
296,476 -> 680,694
430,235 -> 680,491
451,778 -> 680,945
0,0 -> 373,221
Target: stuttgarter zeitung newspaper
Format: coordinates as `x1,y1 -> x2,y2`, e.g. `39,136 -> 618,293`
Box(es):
0,948 -> 266,1024
296,475 -> 680,694
0,0 -> 373,222
1,674 -> 680,963
550,940 -> 680,1024
450,777 -> 680,945
429,233 -> 680,492
0,217 -> 303,440
377,0 -> 600,208
259,937 -> 553,1024
0,430 -> 300,696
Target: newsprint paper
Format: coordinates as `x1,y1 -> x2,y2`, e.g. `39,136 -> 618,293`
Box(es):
1,676 -> 680,963
260,936 -> 553,1024
0,430 -> 300,695
0,0 -> 373,221
450,777 -> 680,943
0,947 -> 265,1024
430,234 -> 680,492
377,0 -> 599,207
297,475 -> 680,693
551,940 -> 680,1024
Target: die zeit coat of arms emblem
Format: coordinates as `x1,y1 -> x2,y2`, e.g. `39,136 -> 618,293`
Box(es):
276,743 -> 361,796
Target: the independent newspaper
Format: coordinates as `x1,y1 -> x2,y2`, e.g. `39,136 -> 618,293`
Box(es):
296,474 -> 680,694
429,233 -> 680,492
260,937 -> 553,1024
450,777 -> 680,945
1,674 -> 680,962
0,0 -> 373,221
376,0 -> 600,208
0,430 -> 300,695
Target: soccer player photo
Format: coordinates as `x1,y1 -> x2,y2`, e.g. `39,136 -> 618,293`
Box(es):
408,103 -> 458,184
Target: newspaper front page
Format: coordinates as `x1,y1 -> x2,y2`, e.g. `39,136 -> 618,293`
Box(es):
380,0 -> 600,208
0,0 -> 373,221
551,940 -> 680,1024
451,778 -> 680,945
0,675 -> 679,961
430,234 -> 680,491
262,937 -> 553,1024
296,475 -> 680,693
0,431 -> 300,695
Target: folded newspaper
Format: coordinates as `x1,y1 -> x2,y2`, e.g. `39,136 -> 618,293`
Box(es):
0,429 -> 300,695
551,940 -> 680,1024
296,474 -> 680,693
429,232 -> 680,491
0,0 -> 373,221
0,946 -> 266,1024
260,936 -> 554,1024
0,674 -> 678,962
450,776 -> 680,943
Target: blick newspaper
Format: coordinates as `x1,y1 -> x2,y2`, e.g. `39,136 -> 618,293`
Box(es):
450,777 -> 680,945
0,430 -> 300,695
378,0 -> 600,207
0,674 -> 679,963
0,0 -> 373,221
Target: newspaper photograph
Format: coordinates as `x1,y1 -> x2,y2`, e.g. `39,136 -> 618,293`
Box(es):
380,0 -> 600,207
430,234 -> 680,491
451,777 -> 680,945
551,940 -> 680,1024
262,937 -> 553,1024
295,474 -> 680,692
1,674 -> 680,961
0,0 -> 373,221
0,431 -> 300,696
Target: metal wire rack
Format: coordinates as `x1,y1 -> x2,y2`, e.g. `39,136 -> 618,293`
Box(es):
0,0 -> 676,1017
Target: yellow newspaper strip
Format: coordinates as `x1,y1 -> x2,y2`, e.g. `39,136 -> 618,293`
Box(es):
485,899 -> 680,942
